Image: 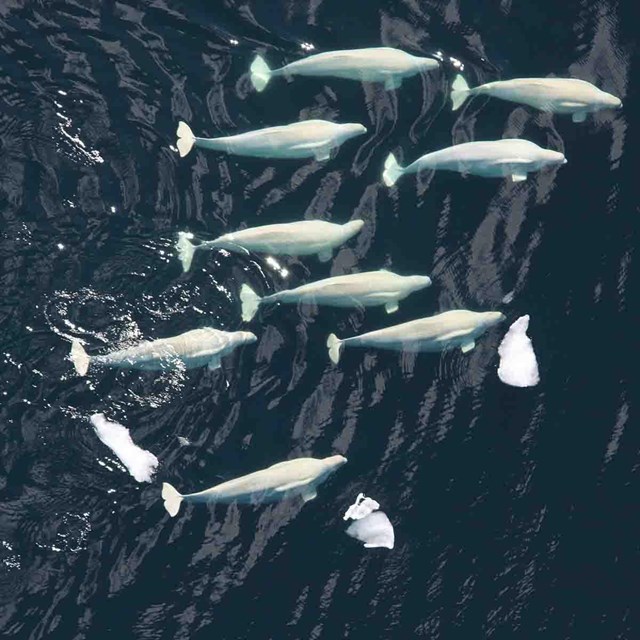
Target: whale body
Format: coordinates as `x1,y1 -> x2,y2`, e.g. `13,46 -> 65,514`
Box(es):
250,47 -> 439,92
450,74 -> 622,122
176,119 -> 367,160
69,328 -> 257,376
176,219 -> 364,272
327,310 -> 505,364
240,269 -> 432,321
383,138 -> 566,187
161,455 -> 347,517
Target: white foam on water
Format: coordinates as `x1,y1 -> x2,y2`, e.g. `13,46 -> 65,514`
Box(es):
90,413 -> 158,483
497,315 -> 540,388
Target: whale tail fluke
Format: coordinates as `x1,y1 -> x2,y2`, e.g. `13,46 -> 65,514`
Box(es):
176,121 -> 196,157
250,55 -> 272,92
162,483 -> 183,518
382,153 -> 404,187
451,74 -> 471,111
70,339 -> 90,376
327,333 -> 344,365
176,232 -> 196,272
240,284 -> 262,322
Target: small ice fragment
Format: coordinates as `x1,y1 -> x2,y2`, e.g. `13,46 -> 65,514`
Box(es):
110,206 -> 116,213
90,413 -> 159,482
497,315 -> 540,387
346,511 -> 395,549
343,493 -> 380,521
502,291 -> 514,304
177,436 -> 190,447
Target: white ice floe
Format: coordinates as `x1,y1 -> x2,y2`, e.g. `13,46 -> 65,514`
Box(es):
344,493 -> 394,549
497,315 -> 540,387
346,512 -> 395,549
90,413 -> 158,482
343,493 -> 380,520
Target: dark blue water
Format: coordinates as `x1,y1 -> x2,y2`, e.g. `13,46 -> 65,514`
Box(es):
0,1 -> 636,638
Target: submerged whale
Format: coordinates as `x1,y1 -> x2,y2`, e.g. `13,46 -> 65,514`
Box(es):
240,269 -> 432,321
250,47 -> 439,92
451,74 -> 622,122
176,119 -> 367,160
176,219 -> 364,272
327,310 -> 505,364
161,455 -> 347,517
383,138 -> 566,186
70,328 -> 257,376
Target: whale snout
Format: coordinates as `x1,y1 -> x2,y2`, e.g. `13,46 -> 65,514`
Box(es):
485,311 -> 506,326
343,123 -> 367,138
410,275 -> 432,290
326,454 -> 348,468
241,331 -> 258,344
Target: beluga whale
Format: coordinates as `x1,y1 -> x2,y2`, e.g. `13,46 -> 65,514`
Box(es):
250,47 -> 440,92
383,138 -> 566,186
161,455 -> 348,517
176,120 -> 367,160
176,219 -> 364,272
240,269 -> 432,322
450,74 -> 622,122
69,328 -> 257,376
327,310 -> 505,364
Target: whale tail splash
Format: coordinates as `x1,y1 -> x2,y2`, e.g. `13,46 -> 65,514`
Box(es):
382,153 -> 405,187
327,333 -> 344,364
250,55 -> 272,92
70,339 -> 91,376
176,232 -> 197,272
450,74 -> 471,111
176,121 -> 196,157
240,284 -> 262,322
162,483 -> 183,518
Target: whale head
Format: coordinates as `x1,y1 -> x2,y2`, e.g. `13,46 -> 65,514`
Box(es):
597,90 -> 622,110
407,275 -> 433,291
480,311 -> 506,328
238,331 -> 258,345
339,123 -> 368,142
322,454 -> 348,473
542,149 -> 567,166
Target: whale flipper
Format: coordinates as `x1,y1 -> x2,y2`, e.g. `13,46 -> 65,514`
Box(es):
317,249 -> 332,262
385,301 -> 399,314
461,340 -> 475,353
384,76 -> 402,91
314,145 -> 333,161
511,172 -> 528,182
207,356 -> 221,370
302,487 -> 318,502
572,111 -> 587,123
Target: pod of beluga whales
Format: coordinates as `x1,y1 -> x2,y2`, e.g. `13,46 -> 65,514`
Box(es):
69,45 -> 621,541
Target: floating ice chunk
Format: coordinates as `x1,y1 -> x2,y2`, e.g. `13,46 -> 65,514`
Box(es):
343,493 -> 380,521
90,413 -> 158,482
346,511 -> 395,549
177,436 -> 190,447
497,315 -> 540,387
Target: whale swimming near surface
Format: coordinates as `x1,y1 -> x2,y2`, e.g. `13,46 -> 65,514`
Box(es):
327,310 -> 505,364
70,328 -> 257,376
176,119 -> 367,160
383,138 -> 566,187
176,219 -> 364,272
450,74 -> 622,122
240,269 -> 432,322
250,47 -> 440,92
161,455 -> 347,517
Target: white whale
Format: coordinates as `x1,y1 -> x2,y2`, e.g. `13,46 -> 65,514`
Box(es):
327,310 -> 505,364
240,269 -> 432,321
176,119 -> 367,160
176,219 -> 364,272
161,455 -> 347,517
250,47 -> 439,92
70,328 -> 257,376
451,74 -> 622,122
383,138 -> 566,187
